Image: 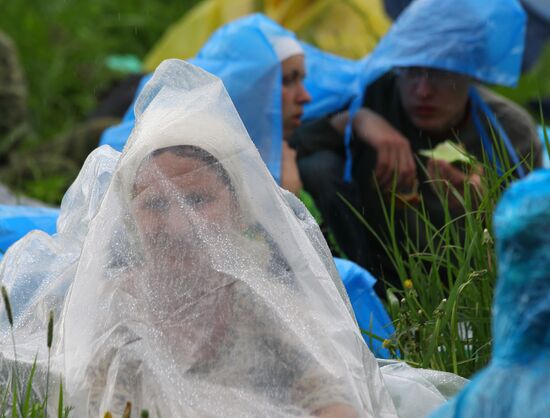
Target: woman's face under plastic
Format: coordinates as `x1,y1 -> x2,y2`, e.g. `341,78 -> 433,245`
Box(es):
131,151 -> 237,268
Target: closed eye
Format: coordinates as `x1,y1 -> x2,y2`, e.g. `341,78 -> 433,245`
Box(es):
142,196 -> 169,212
282,71 -> 306,87
185,193 -> 214,209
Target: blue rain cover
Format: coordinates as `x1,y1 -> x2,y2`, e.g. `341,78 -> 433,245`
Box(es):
364,0 -> 526,87
430,169 -> 550,418
334,257 -> 395,358
99,14 -> 363,182
539,125 -> 550,168
301,43 -> 363,121
0,205 -> 59,253
343,0 -> 527,180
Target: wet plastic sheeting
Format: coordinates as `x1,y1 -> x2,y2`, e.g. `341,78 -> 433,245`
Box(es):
66,60 -> 399,417
0,146 -> 119,351
0,59 -> 476,417
335,258 -> 395,358
362,0 -> 526,88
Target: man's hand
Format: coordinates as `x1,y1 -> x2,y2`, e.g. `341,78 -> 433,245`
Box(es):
331,108 -> 417,191
427,159 -> 483,210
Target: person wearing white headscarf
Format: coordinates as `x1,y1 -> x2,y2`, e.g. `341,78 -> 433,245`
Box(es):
269,36 -> 312,196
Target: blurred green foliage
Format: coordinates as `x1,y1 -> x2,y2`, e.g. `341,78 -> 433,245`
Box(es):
0,0 -> 200,203
494,43 -> 550,120
1,0 -> 200,141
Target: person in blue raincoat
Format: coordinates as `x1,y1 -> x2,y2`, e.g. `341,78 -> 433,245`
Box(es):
291,0 -> 543,291
429,168 -> 550,418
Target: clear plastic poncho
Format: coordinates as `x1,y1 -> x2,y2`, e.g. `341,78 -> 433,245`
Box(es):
0,145 -> 119,341
430,169 -> 550,418
62,59 -> 398,417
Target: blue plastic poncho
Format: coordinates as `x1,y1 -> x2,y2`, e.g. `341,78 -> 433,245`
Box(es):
0,205 -> 59,254
365,0 -> 525,86
343,0 -> 528,180
100,14 -> 362,183
430,169 -> 550,418
539,125 -> 550,168
334,258 -> 394,358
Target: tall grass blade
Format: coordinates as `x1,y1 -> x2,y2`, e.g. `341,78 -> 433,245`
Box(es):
22,357 -> 38,417
57,380 -> 64,418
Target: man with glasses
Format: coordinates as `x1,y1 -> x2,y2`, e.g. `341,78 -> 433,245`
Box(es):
292,60 -> 542,292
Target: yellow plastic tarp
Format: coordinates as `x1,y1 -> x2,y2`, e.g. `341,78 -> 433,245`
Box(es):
143,0 -> 391,71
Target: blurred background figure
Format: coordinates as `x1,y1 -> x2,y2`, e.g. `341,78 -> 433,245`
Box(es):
291,0 -> 543,293
385,0 -> 550,118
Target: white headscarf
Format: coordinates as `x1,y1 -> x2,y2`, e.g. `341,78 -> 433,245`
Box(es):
269,35 -> 305,62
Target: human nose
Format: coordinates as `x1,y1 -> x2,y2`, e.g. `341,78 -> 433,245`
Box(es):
414,76 -> 434,98
163,203 -> 193,236
297,82 -> 311,104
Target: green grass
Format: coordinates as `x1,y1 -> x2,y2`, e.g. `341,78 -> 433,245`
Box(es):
0,286 -> 70,417
0,285 -> 150,417
342,132 -> 544,378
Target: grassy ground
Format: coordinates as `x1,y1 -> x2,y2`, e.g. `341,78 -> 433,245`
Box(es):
347,136 -> 546,378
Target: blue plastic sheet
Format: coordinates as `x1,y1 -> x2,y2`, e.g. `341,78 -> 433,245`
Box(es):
334,257 -> 394,358
0,205 -> 59,254
539,125 -> 550,168
343,0 -> 528,181
365,0 -> 526,87
100,14 -> 363,182
430,169 -> 550,418
301,43 -> 363,121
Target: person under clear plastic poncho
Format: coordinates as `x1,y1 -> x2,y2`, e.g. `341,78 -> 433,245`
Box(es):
95,15 -> 400,358
61,60 -> 398,418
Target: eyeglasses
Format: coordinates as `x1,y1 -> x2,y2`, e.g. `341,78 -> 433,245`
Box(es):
393,67 -> 466,88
